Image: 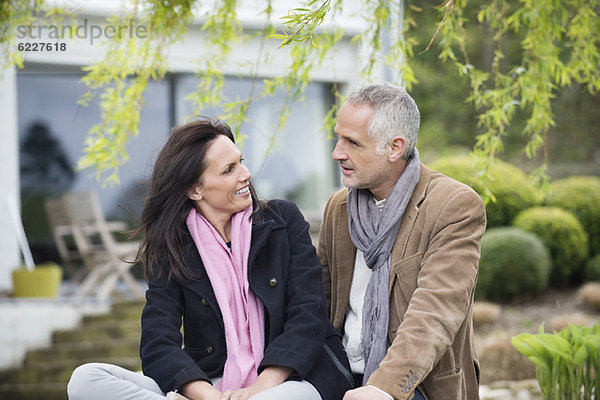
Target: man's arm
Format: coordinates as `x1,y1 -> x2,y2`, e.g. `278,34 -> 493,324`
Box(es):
367,187 -> 486,399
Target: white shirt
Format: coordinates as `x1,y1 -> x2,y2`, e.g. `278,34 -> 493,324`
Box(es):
343,249 -> 372,374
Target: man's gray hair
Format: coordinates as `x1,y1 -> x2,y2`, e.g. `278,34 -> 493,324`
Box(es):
345,82 -> 420,159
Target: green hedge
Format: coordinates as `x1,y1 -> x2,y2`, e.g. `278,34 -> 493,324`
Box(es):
545,176 -> 600,256
429,156 -> 542,227
585,255 -> 600,282
477,227 -> 551,302
513,207 -> 588,286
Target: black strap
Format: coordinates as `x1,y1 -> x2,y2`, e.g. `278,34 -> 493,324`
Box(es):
324,343 -> 355,387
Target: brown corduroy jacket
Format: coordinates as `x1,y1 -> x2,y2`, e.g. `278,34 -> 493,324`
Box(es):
317,163 -> 486,400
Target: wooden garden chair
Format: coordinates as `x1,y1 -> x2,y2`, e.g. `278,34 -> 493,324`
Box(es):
44,195 -> 90,295
45,190 -> 144,299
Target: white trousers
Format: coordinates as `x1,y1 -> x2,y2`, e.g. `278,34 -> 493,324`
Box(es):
67,363 -> 322,400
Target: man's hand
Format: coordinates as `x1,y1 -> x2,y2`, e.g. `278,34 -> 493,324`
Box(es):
343,386 -> 392,400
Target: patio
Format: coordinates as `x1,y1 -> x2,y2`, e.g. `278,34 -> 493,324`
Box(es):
0,290 -> 144,400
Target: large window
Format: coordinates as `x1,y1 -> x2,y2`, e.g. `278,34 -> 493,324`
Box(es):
17,72 -> 170,223
17,70 -> 337,259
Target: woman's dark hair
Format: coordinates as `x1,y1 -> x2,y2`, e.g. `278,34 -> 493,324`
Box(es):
136,118 -> 263,282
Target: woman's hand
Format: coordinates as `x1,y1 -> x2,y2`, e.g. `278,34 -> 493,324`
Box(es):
220,366 -> 293,400
181,380 -> 222,400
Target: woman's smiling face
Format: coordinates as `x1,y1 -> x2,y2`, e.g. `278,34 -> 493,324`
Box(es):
187,135 -> 252,224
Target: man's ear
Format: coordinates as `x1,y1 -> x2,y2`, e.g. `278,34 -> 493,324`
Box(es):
388,136 -> 407,162
187,185 -> 203,201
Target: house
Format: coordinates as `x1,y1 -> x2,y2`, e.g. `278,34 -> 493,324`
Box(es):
1,1 -> 395,292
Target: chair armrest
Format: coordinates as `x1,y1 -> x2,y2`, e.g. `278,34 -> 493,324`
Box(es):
80,221 -> 129,235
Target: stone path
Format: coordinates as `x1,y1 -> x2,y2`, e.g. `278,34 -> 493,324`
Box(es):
480,380 -> 543,400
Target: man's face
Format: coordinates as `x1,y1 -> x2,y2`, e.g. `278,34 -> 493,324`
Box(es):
332,102 -> 392,198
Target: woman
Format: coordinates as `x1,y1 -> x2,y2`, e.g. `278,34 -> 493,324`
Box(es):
67,118 -> 354,400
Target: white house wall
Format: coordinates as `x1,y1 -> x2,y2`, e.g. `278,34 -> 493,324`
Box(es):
0,67 -> 21,292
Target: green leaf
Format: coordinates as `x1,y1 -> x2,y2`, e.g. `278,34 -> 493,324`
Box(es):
573,346 -> 588,366
537,334 -> 573,361
512,334 -> 552,363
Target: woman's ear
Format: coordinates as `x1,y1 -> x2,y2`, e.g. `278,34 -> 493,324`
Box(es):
388,136 -> 407,162
187,185 -> 203,201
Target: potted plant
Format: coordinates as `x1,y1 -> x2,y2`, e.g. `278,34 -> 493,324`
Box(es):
7,195 -> 63,298
11,262 -> 63,298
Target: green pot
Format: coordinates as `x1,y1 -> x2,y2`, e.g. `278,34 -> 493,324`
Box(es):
11,263 -> 63,298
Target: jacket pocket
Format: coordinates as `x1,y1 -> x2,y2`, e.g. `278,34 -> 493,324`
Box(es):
184,344 -> 210,360
391,252 -> 424,274
427,367 -> 465,399
390,252 -> 423,307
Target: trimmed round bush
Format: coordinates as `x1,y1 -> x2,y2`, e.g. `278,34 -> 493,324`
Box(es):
477,227 -> 551,302
430,156 -> 542,227
579,282 -> 600,310
472,302 -> 502,327
513,207 -> 588,286
478,336 -> 536,383
585,254 -> 600,282
546,176 -> 600,256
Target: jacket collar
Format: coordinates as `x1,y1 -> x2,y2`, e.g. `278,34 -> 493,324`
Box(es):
248,207 -> 285,268
388,163 -> 430,292
392,162 -> 430,248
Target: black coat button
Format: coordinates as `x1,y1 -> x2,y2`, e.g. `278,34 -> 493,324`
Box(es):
201,298 -> 209,306
206,345 -> 213,354
269,278 -> 278,287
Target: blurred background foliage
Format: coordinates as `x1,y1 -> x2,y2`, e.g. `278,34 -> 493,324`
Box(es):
3,0 -> 598,185
405,0 -> 599,173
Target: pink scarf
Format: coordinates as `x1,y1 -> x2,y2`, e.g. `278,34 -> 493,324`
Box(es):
186,206 -> 265,391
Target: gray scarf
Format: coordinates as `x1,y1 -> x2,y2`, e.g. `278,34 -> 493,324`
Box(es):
347,149 -> 420,383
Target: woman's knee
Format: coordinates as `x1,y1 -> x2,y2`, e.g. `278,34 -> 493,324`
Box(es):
67,363 -> 108,400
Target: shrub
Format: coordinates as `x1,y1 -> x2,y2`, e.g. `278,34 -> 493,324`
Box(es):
549,312 -> 593,332
579,282 -> 600,311
513,207 -> 588,286
546,176 -> 600,256
429,156 -> 542,227
478,335 -> 536,384
585,254 -> 600,282
472,301 -> 502,327
477,227 -> 551,302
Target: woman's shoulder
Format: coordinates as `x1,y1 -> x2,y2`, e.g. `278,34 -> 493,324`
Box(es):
256,199 -> 304,224
265,198 -> 298,210
265,199 -> 304,217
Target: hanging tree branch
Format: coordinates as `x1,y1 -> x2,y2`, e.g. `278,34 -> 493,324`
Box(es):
3,0 -> 598,187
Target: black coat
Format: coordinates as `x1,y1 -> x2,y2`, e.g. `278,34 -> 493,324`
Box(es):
140,200 -> 354,400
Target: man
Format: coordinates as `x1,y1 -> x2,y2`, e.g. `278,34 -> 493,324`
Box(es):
318,83 -> 486,400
